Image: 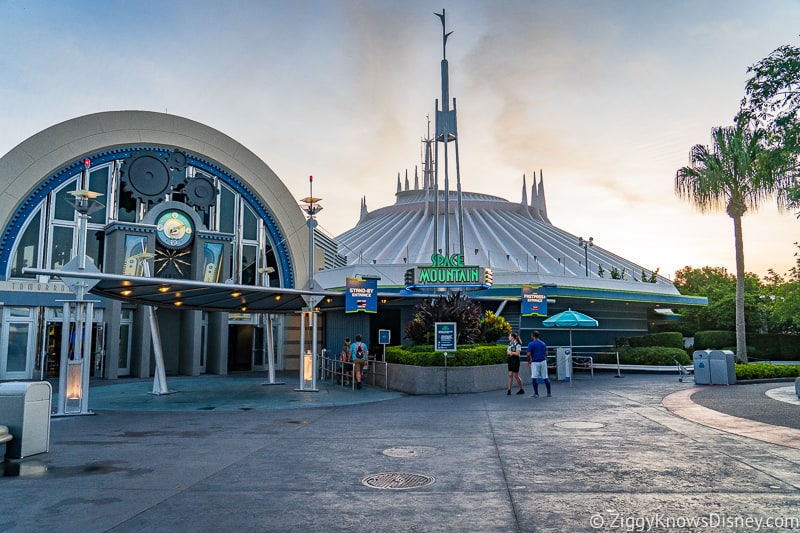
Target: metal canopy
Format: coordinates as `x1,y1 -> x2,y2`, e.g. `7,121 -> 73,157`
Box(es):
24,268 -> 342,313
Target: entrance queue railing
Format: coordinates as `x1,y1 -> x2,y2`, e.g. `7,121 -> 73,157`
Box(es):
318,350 -> 388,390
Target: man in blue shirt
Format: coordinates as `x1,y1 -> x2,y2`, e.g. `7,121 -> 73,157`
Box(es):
526,330 -> 551,398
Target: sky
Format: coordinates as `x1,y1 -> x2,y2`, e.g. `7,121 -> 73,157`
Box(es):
1,0 -> 798,281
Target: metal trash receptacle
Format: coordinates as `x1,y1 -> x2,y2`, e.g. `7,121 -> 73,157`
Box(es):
556,347 -> 572,382
693,351 -> 711,385
0,381 -> 52,459
709,350 -> 736,385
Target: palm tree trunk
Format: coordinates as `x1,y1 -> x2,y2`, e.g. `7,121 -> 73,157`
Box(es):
732,215 -> 748,363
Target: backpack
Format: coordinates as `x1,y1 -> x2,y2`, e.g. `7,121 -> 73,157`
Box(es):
356,343 -> 364,359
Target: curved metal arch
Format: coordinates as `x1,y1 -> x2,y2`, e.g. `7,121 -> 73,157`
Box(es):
0,146 -> 295,288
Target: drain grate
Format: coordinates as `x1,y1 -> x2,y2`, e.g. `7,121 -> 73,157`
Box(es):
362,472 -> 436,490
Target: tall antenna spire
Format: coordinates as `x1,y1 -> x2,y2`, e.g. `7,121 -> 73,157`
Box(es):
433,8 -> 464,257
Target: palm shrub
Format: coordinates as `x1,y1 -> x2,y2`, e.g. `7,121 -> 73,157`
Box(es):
479,310 -> 511,343
403,293 -> 482,345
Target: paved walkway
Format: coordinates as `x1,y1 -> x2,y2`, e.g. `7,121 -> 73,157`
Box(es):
1,373 -> 799,532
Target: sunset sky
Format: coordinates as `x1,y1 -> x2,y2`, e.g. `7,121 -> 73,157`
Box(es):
1,0 -> 798,280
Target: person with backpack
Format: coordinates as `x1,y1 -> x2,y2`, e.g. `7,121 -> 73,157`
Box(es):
350,335 -> 369,389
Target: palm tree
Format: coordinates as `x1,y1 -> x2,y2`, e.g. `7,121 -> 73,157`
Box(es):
675,118 -> 791,363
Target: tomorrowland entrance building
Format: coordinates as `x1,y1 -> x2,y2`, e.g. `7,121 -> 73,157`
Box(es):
0,110 -> 325,382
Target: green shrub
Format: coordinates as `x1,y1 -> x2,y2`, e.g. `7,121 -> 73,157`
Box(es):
629,332 -> 684,349
735,363 -> 800,380
693,330 -> 736,350
617,347 -> 690,365
386,344 -> 506,367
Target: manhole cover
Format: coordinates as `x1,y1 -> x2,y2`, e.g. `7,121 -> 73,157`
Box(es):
554,421 -> 605,429
382,446 -> 437,458
362,472 -> 436,490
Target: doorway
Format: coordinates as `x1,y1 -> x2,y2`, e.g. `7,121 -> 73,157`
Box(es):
227,324 -> 253,372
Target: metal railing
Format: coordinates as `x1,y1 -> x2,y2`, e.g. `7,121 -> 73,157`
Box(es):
318,350 -> 388,390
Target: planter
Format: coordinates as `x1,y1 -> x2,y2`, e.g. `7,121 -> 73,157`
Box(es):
386,363 -> 508,395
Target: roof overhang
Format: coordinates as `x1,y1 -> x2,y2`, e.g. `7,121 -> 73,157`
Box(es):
24,268 -> 342,313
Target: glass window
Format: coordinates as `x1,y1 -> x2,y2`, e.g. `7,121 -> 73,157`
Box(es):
9,307 -> 32,318
50,226 -> 74,269
10,210 -> 41,278
7,323 -> 30,372
218,185 -> 236,234
117,187 -> 138,223
86,229 -> 104,269
118,324 -> 130,369
88,167 -> 109,224
53,179 -> 78,221
242,203 -> 258,241
242,244 -> 258,285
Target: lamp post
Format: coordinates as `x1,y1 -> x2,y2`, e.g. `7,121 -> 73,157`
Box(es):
578,236 -> 593,277
297,176 -> 322,392
56,158 -> 104,416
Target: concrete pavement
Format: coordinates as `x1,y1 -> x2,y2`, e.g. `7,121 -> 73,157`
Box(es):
1,372 -> 798,532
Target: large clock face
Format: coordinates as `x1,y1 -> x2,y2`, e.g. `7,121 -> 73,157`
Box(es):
156,210 -> 194,249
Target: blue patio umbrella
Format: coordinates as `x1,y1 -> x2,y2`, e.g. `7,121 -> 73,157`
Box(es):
541,308 -> 598,348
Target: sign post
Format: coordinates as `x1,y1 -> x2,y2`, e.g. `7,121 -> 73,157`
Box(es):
435,322 -> 457,394
378,329 -> 390,361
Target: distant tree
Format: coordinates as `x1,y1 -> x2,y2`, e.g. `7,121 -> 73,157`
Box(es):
675,119 -> 791,362
673,266 -> 762,335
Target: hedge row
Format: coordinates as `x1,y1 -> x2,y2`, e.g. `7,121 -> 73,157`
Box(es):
735,363 -> 800,380
386,344 -> 506,367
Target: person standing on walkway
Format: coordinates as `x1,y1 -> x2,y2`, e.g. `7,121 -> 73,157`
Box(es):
350,335 -> 369,389
527,330 -> 551,398
340,337 -> 351,386
506,332 -> 525,395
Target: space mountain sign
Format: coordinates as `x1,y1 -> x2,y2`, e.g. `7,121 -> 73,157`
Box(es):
404,253 -> 492,290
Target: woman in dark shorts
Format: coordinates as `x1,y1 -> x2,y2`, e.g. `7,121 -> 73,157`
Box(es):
506,332 -> 525,395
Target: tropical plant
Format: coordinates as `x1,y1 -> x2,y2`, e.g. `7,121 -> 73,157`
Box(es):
741,44 -> 800,215
479,310 -> 511,343
675,119 -> 791,362
403,293 -> 482,345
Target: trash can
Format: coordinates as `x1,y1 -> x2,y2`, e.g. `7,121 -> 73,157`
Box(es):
708,349 -> 736,385
693,350 -> 711,385
556,347 -> 572,382
0,381 -> 52,459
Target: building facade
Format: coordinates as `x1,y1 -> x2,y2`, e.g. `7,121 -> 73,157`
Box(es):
0,111 -> 314,381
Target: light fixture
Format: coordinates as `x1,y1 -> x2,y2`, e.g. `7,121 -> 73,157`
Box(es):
240,306 -> 247,312
120,289 -> 133,296
275,295 -> 281,301
380,298 -> 387,304
158,286 -> 170,293
174,301 -> 183,307
230,291 -> 242,298
326,297 -> 332,303
577,236 -> 594,277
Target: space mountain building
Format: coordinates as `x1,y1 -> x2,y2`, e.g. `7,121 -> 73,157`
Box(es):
315,10 -> 705,353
